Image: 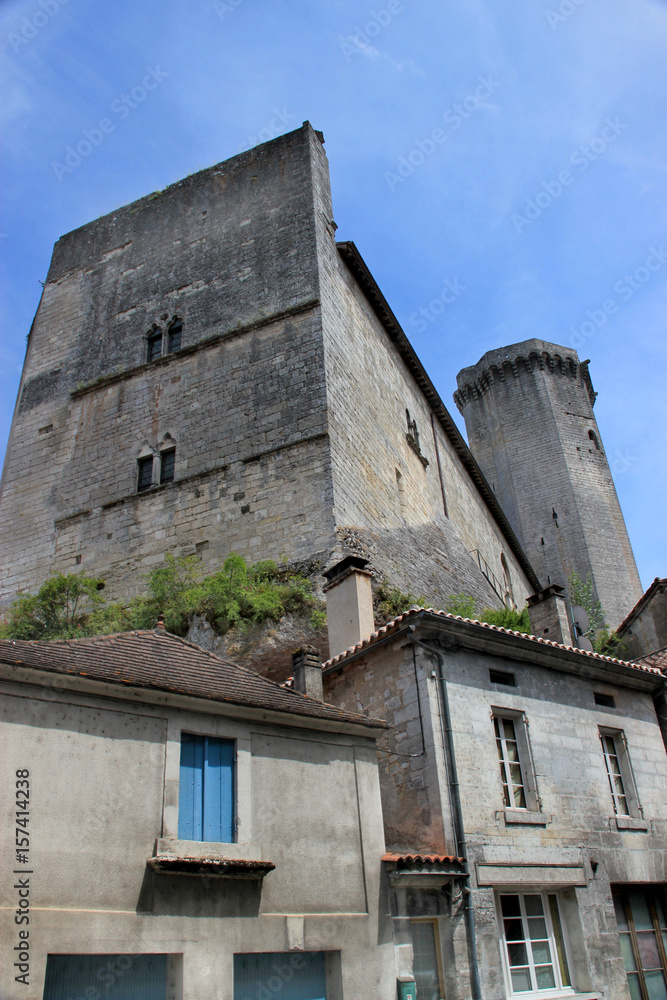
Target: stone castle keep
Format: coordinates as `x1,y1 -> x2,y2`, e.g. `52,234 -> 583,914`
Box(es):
0,122 -> 642,631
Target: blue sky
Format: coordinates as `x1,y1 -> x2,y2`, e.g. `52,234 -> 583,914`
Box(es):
1,0 -> 666,588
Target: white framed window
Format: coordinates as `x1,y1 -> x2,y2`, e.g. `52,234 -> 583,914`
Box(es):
599,727 -> 642,818
497,891 -> 573,996
495,715 -> 527,808
493,710 -> 540,812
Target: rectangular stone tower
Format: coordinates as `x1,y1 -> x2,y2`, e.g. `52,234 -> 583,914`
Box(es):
0,124 -> 538,615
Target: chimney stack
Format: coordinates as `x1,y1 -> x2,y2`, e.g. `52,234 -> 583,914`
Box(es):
526,584 -> 574,646
323,555 -> 375,659
292,646 -> 323,701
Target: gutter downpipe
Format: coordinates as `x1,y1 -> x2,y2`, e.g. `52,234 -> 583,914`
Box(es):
410,630 -> 483,1000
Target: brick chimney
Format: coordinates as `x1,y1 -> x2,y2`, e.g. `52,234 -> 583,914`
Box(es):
291,646 -> 323,701
323,556 -> 375,658
526,584 -> 574,646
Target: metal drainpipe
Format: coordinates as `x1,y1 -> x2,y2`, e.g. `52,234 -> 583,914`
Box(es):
410,631 -> 483,1000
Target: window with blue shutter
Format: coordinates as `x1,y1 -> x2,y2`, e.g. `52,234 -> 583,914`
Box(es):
178,734 -> 235,842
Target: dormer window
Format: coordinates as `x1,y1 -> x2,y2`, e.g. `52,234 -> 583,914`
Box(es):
147,327 -> 163,362
168,318 -> 183,353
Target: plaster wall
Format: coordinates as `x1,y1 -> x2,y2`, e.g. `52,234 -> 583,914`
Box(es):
0,677 -> 394,1000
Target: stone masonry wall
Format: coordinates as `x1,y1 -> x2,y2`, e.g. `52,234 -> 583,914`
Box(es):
0,125 -> 338,604
316,228 -> 533,611
446,644 -> 667,999
325,630 -> 667,998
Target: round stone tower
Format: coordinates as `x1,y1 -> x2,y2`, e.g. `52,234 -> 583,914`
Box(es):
454,339 -> 643,629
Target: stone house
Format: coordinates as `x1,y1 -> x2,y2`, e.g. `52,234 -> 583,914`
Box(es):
320,562 -> 667,1000
0,627 -> 394,1000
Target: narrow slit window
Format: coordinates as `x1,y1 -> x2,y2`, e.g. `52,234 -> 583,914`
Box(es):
147,328 -> 162,362
168,318 -> 182,352
137,455 -> 153,492
588,429 -> 601,450
160,448 -> 175,484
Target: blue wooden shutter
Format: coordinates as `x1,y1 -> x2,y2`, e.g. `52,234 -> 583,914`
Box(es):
178,734 -> 234,842
204,733 -> 235,842
234,952 -> 326,1000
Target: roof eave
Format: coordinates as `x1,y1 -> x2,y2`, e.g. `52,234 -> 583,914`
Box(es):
324,611 -> 663,692
0,660 -> 390,736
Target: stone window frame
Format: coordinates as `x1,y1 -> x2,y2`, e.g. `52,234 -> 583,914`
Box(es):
145,315 -> 184,363
135,436 -> 177,494
146,325 -> 163,362
599,726 -> 644,825
136,443 -> 156,492
491,707 -> 545,823
158,433 -> 177,485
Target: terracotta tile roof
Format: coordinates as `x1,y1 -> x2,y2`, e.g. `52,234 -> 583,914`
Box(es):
638,647 -> 667,673
382,852 -> 465,866
0,628 -> 387,730
321,608 -> 663,678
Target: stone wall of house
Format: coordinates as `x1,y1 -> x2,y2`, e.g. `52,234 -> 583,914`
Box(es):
326,627 -> 667,999
455,340 -> 643,627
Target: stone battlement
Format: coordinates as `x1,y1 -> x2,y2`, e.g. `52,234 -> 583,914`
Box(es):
454,338 -> 596,411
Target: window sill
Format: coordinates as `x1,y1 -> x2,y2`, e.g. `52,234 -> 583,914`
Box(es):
148,854 -> 274,879
614,815 -> 648,831
157,837 -> 262,860
503,808 -> 549,826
